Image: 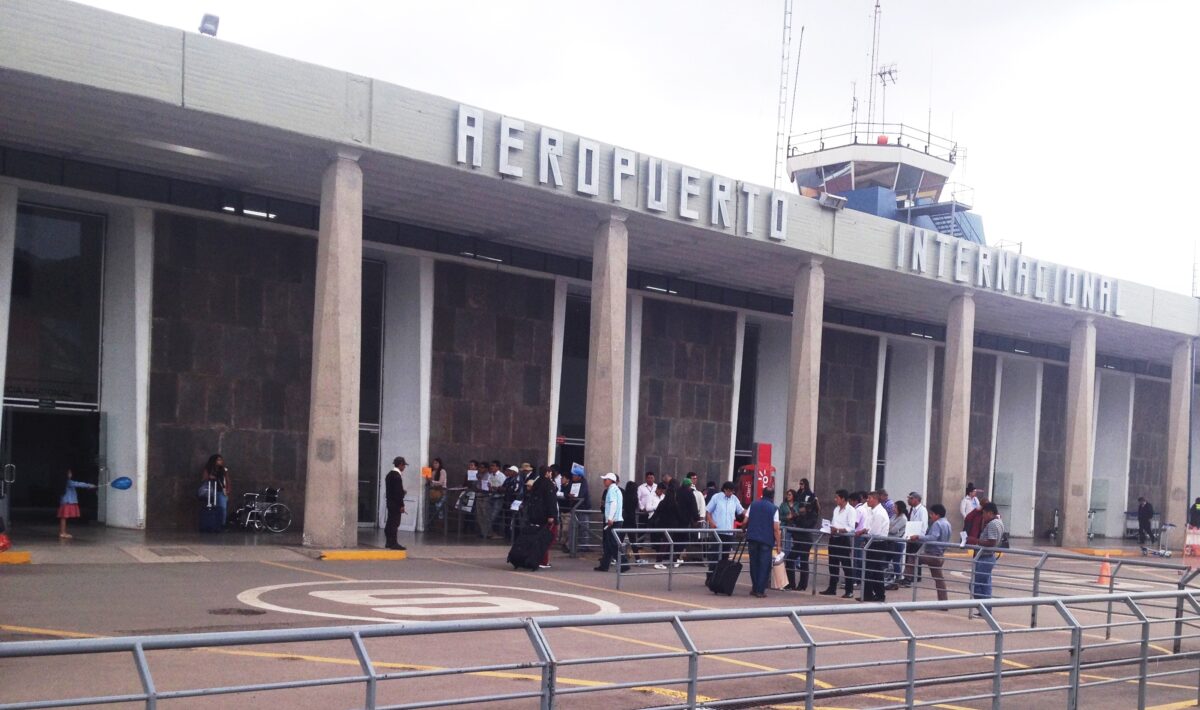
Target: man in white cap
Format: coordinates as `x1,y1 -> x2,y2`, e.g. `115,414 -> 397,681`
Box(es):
594,473 -> 628,572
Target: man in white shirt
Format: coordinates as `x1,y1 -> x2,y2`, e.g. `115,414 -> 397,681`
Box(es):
637,472 -> 658,514
705,481 -> 745,572
903,492 -> 929,586
851,492 -> 868,585
863,491 -> 892,602
822,489 -> 858,598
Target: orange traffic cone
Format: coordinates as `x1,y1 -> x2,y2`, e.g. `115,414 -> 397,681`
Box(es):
1096,554 -> 1112,586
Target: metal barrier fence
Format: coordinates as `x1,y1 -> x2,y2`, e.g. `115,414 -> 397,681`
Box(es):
607,526 -> 1200,641
3,590 -> 1198,710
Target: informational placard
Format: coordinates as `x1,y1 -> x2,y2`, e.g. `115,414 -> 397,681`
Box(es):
570,462 -> 585,477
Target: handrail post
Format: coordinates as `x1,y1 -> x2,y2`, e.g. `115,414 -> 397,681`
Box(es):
349,632 -> 377,709
615,527 -> 624,590
525,619 -> 557,710
1106,560 -> 1121,640
886,607 -> 917,708
666,531 -> 675,591
132,643 -> 157,710
1030,554 -> 1048,628
1174,569 -> 1200,654
1052,599 -> 1083,710
789,612 -> 817,710
978,606 -> 1004,710
671,616 -> 700,709
857,536 -> 867,601
1123,598 -> 1150,709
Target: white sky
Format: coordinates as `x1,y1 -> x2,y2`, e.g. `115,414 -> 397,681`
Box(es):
76,0 -> 1200,295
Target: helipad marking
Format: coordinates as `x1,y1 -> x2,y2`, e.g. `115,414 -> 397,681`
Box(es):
237,579 -> 620,622
308,587 -> 558,616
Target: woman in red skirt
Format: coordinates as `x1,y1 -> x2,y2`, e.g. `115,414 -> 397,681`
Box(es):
58,468 -> 96,539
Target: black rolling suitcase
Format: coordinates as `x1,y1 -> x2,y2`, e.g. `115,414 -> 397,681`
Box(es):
706,538 -> 745,595
199,480 -> 223,533
508,524 -> 552,570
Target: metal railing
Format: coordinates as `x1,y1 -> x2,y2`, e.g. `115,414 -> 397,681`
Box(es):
3,590 -> 1198,710
787,121 -> 959,161
606,526 -> 1200,640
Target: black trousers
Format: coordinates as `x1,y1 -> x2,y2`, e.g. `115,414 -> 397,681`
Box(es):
865,546 -> 887,601
1139,519 -> 1156,544
827,535 -> 853,592
385,504 -> 402,546
600,524 -> 620,569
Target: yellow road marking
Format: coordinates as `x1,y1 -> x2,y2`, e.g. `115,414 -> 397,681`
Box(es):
0,624 -> 100,639
1145,701 -> 1199,709
260,560 -> 356,581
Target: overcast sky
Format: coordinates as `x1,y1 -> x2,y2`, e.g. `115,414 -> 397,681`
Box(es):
78,0 -> 1200,295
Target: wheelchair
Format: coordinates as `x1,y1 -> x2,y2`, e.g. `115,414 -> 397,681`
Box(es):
233,487 -> 293,533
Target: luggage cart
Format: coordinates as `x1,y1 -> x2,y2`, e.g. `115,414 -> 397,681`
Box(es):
1141,523 -> 1175,558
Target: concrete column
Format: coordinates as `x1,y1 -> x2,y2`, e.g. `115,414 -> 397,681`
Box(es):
302,151 -> 364,549
583,214 -> 628,493
100,206 -> 155,529
938,292 -> 975,531
1164,340 -> 1193,547
1061,318 -> 1096,548
0,184 -> 16,401
784,259 -> 824,492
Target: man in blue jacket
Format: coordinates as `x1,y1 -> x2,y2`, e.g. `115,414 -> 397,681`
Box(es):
744,488 -> 782,598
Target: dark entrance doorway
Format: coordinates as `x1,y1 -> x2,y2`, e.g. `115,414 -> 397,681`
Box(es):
0,408 -> 101,527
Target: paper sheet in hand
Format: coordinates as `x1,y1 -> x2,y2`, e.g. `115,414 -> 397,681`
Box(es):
570,482 -> 582,496
820,519 -> 832,534
466,470 -> 477,482
510,500 -> 523,511
905,521 -> 925,538
959,531 -> 968,546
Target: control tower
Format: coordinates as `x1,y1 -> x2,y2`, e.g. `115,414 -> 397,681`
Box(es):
786,122 -> 985,245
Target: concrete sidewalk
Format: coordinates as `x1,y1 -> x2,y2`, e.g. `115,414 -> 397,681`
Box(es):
2,521 -> 1194,566
0,521 -> 531,565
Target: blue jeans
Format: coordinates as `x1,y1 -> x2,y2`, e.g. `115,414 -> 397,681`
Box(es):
748,540 -> 773,594
972,555 -> 996,599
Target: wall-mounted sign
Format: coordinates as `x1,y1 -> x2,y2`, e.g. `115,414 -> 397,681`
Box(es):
455,105 -> 790,241
896,226 -> 1124,317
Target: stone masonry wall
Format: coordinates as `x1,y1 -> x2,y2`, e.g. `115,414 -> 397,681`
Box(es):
147,214 -> 315,529
428,262 -> 554,486
1128,378 -> 1169,512
1034,363 -> 1068,536
636,299 -> 736,480
817,328 -> 880,494
967,353 -> 998,496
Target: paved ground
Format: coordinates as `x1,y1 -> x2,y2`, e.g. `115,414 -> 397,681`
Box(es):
2,524 -> 1199,709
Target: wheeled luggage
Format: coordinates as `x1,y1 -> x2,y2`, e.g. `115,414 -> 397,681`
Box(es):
199,480 -> 223,533
706,538 -> 745,595
508,524 -> 552,570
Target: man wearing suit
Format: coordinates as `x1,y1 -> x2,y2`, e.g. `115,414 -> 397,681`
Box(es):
385,457 -> 408,550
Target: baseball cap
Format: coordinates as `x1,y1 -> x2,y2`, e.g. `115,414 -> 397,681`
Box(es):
602,472 -> 618,482
506,465 -> 519,473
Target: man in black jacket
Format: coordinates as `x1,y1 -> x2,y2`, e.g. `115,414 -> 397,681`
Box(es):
385,457 -> 408,550
1137,497 -> 1156,545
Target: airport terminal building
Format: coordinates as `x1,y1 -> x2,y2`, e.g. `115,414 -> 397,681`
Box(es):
0,0 -> 1196,548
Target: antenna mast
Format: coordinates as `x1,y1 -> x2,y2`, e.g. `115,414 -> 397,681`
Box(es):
866,0 -> 881,125
773,0 -> 794,189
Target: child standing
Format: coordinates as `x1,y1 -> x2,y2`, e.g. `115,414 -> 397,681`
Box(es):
58,468 -> 96,539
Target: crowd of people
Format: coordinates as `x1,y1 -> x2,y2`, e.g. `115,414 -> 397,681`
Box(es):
420,459 -> 1011,606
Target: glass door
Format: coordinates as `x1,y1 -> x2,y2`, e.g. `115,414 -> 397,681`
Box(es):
0,408 -> 13,528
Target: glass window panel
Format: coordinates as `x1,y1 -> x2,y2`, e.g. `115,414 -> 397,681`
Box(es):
358,260 -> 385,424
358,429 -> 379,524
5,205 -> 104,404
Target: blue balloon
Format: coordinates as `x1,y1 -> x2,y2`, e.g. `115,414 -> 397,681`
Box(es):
111,476 -> 133,490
